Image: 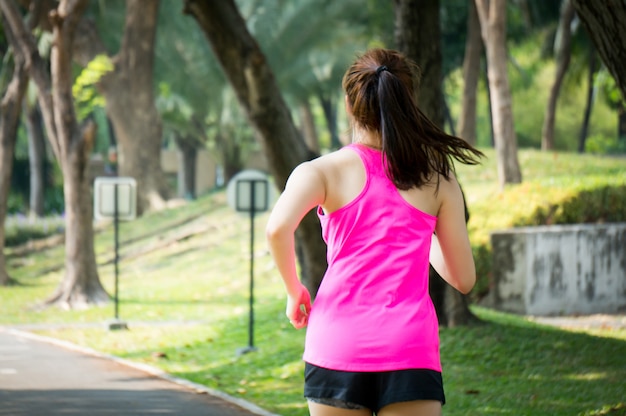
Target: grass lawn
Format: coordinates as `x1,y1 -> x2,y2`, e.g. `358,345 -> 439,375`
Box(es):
1,149 -> 626,415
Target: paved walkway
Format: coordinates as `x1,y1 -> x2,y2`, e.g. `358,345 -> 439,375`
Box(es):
0,328 -> 278,416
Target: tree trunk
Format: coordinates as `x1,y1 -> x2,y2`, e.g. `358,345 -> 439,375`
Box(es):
394,0 -> 478,327
174,133 -> 198,199
393,0 -> 444,126
541,0 -> 575,151
47,121 -> 109,308
318,94 -> 341,149
214,131 -> 243,184
184,0 -> 327,296
619,102 -> 626,144
1,0 -> 109,307
475,0 -> 523,189
458,0 -> 483,145
299,100 -> 320,153
24,102 -> 47,218
484,63 -> 495,147
100,0 -> 169,214
578,47 -> 598,153
0,26 -> 29,286
443,97 -> 456,136
572,0 -> 626,101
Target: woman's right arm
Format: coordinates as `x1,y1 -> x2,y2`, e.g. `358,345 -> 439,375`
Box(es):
266,161 -> 326,328
429,175 -> 476,294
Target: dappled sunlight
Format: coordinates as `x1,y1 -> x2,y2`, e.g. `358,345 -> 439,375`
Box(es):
566,372 -> 609,382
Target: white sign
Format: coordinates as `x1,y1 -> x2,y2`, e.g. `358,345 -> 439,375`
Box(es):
227,169 -> 271,213
94,177 -> 137,221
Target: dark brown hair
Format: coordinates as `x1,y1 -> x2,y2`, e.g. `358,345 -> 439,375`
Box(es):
342,48 -> 483,190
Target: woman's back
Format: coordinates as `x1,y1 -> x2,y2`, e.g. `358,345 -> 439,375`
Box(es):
303,143 -> 442,372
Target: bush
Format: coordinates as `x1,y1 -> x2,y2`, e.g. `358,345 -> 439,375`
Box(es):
585,134 -> 626,155
4,215 -> 65,247
468,174 -> 626,302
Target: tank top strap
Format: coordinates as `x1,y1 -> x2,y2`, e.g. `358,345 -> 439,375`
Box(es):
347,143 -> 386,177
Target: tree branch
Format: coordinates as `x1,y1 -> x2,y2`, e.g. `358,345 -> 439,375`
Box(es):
0,0 -> 61,161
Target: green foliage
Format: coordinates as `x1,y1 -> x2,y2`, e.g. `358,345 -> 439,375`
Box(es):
446,35 -> 618,151
72,54 -> 113,122
6,192 -> 25,216
596,69 -> 624,109
238,0 -> 372,101
156,82 -> 195,136
441,0 -> 469,76
585,135 -> 626,155
43,185 -> 65,215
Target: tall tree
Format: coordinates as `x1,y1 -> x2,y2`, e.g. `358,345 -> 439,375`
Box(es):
572,0 -> 626,101
0,16 -> 29,287
102,0 -> 168,213
394,0 -> 478,327
183,0 -> 327,296
541,0 -> 576,151
393,0 -> 444,126
458,0 -> 483,145
475,0 -> 523,189
24,99 -> 47,218
1,0 -> 109,307
578,46 -> 598,153
72,0 -> 169,214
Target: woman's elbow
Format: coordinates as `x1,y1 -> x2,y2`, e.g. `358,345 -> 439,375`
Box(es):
265,222 -> 281,243
456,273 -> 476,295
265,220 -> 291,244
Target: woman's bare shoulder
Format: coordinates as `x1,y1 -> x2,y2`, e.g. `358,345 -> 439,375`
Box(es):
307,146 -> 360,172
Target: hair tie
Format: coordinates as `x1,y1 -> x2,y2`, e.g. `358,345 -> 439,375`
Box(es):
376,65 -> 388,76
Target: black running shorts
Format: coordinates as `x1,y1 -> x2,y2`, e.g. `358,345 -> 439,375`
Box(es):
304,362 -> 445,413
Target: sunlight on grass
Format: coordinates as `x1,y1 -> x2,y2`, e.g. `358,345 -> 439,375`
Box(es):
566,372 -> 609,382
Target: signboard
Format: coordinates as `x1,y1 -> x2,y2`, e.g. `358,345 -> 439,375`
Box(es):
226,169 -> 272,354
226,169 -> 271,213
94,177 -> 137,221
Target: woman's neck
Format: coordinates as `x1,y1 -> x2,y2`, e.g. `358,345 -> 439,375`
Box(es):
352,128 -> 382,150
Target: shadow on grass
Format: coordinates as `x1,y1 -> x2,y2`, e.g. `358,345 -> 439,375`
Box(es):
441,309 -> 626,416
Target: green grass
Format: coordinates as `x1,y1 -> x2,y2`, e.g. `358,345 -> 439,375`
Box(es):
1,149 -> 626,415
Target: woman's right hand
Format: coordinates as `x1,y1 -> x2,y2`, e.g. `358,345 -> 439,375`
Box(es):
286,283 -> 312,329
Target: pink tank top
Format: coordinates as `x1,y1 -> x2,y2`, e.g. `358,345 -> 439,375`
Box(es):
303,143 -> 440,372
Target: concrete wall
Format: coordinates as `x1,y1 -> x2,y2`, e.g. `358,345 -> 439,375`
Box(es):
484,223 -> 626,316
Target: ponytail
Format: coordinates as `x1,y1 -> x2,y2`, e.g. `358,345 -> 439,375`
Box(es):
344,48 -> 483,190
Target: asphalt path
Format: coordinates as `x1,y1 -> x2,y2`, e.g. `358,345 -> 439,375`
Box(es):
0,329 -> 276,416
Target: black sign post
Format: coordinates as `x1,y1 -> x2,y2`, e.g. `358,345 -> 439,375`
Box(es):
227,170 -> 270,355
94,177 -> 137,331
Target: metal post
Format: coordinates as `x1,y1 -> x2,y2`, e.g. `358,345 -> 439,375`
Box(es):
114,183 -> 119,320
109,182 -> 127,330
237,179 -> 259,355
248,181 -> 255,349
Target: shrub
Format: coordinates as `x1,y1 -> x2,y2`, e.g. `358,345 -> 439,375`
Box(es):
585,134 -> 626,155
468,175 -> 626,302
